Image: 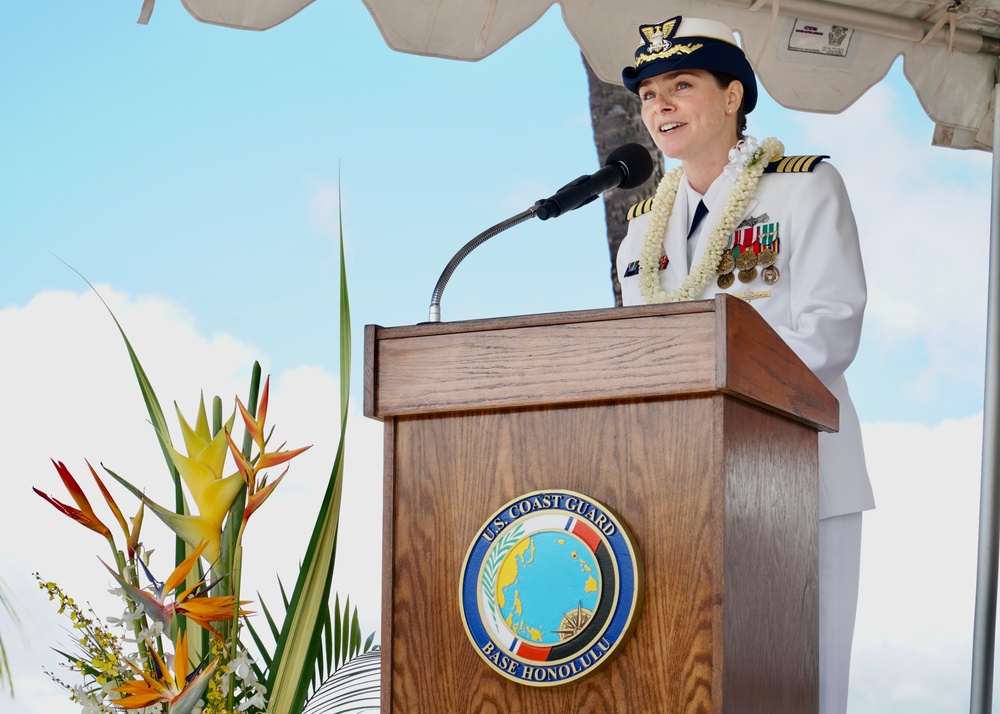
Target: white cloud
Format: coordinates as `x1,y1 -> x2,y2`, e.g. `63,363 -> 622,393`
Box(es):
786,81 -> 992,402
850,416 -> 985,712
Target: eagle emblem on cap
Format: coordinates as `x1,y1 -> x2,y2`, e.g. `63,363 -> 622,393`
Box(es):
640,18 -> 679,53
634,17 -> 704,67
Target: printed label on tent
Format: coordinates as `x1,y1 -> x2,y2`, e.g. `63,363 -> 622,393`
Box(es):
788,19 -> 854,57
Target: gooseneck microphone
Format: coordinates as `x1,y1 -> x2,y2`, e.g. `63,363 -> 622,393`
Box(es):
427,144 -> 654,322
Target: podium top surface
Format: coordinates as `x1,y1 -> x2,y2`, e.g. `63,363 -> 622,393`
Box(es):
364,295 -> 838,432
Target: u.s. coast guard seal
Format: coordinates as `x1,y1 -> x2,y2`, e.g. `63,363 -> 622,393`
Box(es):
459,489 -> 644,686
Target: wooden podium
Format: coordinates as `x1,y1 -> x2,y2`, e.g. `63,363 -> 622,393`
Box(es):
364,295 -> 836,713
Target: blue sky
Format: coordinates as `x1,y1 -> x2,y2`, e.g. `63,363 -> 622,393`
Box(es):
1,1 -> 997,712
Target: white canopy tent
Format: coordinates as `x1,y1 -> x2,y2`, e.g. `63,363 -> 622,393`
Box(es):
166,0 -> 1000,150
145,0 -> 1000,710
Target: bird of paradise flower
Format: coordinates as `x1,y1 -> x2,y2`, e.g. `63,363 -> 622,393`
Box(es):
35,202 -> 378,713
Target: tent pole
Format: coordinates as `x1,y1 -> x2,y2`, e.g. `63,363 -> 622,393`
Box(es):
970,73 -> 1000,714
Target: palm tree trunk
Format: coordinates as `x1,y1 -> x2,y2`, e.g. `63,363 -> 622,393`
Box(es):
584,54 -> 664,307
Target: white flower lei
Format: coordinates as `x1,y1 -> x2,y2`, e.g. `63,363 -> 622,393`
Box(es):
638,136 -> 784,304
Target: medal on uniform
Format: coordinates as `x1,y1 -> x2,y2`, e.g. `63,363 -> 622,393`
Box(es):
725,225 -> 757,288
734,249 -> 757,271
715,229 -> 738,287
716,219 -> 782,292
717,249 -> 736,274
756,222 -> 780,284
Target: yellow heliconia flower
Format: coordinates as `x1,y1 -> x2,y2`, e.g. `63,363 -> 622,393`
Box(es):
154,395 -> 243,562
162,396 -> 245,551
134,497 -> 225,566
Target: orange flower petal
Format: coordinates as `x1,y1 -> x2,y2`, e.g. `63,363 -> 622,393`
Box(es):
87,460 -> 130,541
244,470 -> 287,522
33,486 -> 112,538
163,541 -> 209,593
257,444 -> 311,471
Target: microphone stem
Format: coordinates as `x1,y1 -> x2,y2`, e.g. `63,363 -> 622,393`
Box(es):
428,206 -> 540,322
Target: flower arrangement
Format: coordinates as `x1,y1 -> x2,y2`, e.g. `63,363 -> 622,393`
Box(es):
32,221 -> 377,713
639,136 -> 784,304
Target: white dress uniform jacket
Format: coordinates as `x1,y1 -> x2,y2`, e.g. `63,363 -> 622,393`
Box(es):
616,158 -> 875,520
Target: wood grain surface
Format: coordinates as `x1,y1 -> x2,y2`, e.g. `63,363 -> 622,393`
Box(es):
381,398 -> 817,713
365,296 -> 836,433
367,296 -> 824,712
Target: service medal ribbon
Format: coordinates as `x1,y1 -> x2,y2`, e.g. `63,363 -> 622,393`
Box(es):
755,222 -> 781,284
732,225 -> 756,260
756,222 -> 779,251
624,255 -> 668,278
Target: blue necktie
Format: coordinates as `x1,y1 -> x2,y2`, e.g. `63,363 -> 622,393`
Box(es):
688,200 -> 708,239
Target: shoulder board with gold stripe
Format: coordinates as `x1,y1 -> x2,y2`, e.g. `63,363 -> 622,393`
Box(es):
764,155 -> 830,173
626,196 -> 655,221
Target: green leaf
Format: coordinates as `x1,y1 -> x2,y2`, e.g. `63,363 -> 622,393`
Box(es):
266,184 -> 359,714
333,595 -> 342,670
60,263 -> 189,566
242,611 -> 273,673
0,579 -> 18,695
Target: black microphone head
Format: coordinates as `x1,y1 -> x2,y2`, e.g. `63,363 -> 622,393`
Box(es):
605,143 -> 654,190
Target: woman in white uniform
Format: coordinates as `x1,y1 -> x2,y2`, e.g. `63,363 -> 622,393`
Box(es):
615,16 -> 875,714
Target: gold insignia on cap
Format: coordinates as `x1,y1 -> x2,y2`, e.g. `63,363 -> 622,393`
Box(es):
636,43 -> 705,66
640,18 -> 678,53
635,17 -> 706,68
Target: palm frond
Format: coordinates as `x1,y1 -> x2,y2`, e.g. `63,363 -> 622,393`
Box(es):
301,649 -> 381,714
252,579 -> 377,709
